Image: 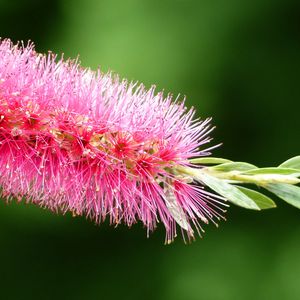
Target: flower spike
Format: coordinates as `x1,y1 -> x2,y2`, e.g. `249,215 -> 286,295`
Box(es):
0,39 -> 299,243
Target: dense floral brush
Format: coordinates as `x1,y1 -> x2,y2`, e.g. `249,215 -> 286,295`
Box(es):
0,39 -> 299,243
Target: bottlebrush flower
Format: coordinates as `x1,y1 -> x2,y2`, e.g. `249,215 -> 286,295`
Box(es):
0,38 -> 226,243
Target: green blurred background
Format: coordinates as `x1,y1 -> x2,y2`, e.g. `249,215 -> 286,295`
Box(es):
0,0 -> 299,299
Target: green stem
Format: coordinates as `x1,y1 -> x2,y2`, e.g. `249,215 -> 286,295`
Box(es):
176,166 -> 300,186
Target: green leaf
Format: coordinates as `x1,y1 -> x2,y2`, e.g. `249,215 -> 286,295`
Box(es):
266,183 -> 300,209
164,185 -> 190,231
198,173 -> 260,210
211,162 -> 257,172
243,167 -> 300,176
279,156 -> 300,170
235,186 -> 276,209
190,157 -> 232,165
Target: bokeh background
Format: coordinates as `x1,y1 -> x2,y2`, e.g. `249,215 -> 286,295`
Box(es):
0,0 -> 299,299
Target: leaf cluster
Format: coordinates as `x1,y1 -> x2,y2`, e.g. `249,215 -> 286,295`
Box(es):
190,156 -> 300,210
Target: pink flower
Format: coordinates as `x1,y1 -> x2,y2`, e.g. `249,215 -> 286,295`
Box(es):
0,39 -> 226,242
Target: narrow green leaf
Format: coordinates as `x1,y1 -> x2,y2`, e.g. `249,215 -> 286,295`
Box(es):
190,157 -> 232,165
279,156 -> 300,170
198,173 -> 260,210
235,186 -> 276,209
266,183 -> 300,209
243,167 -> 300,176
211,162 -> 257,172
164,185 -> 190,231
